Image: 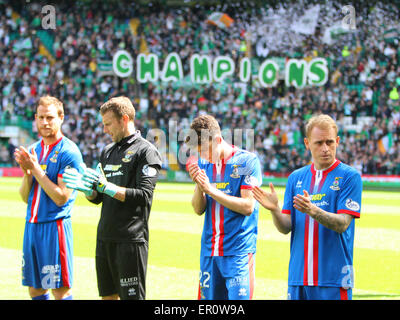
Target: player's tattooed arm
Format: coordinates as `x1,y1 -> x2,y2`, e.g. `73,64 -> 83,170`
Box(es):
310,207 -> 354,233
293,190 -> 353,233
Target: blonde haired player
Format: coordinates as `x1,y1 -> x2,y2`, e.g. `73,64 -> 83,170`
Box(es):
253,114 -> 362,300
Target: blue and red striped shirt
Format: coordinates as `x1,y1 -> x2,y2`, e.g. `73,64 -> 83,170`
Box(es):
26,136 -> 83,223
282,159 -> 362,288
198,147 -> 262,257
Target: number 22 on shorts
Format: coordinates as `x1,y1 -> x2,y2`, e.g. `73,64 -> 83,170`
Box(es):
199,271 -> 210,288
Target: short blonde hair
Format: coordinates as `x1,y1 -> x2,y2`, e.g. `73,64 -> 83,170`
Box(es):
305,114 -> 338,138
37,96 -> 64,117
100,96 -> 135,121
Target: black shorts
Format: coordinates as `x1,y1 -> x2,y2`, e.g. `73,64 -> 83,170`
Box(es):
95,240 -> 148,300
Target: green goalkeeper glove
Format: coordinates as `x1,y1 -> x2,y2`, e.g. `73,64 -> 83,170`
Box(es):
82,163 -> 118,198
63,167 -> 94,197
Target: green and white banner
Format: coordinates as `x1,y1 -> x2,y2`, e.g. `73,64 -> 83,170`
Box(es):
112,50 -> 329,87
113,50 -> 133,78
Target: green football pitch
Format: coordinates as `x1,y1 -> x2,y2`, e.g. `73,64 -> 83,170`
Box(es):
0,177 -> 399,300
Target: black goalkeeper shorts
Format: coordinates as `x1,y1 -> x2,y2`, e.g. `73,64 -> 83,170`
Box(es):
95,240 -> 148,300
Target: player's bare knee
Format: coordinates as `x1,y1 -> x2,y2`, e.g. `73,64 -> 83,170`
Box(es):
29,287 -> 48,298
52,287 -> 72,300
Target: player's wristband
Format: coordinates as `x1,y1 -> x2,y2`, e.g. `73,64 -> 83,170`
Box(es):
103,182 -> 118,198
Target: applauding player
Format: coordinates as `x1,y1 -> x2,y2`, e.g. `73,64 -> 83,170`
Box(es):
253,114 -> 362,300
186,115 -> 262,300
15,96 -> 83,300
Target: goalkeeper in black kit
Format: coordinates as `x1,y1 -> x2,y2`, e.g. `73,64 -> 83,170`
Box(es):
63,96 -> 162,300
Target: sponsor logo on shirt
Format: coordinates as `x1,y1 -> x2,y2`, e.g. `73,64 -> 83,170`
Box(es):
345,198 -> 360,211
314,200 -> 329,207
104,164 -> 124,178
104,164 -> 122,171
311,193 -> 326,201
216,182 -> 229,189
214,182 -> 231,194
311,193 -> 328,207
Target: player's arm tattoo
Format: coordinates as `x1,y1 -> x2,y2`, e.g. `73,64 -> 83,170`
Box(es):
311,207 -> 353,233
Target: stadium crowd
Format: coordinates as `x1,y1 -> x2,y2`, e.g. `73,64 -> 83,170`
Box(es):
0,0 -> 399,175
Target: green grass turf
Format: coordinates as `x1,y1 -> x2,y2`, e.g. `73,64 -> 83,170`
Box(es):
0,178 -> 399,299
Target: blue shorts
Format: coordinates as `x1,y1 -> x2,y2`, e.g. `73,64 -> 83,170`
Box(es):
198,253 -> 255,300
287,285 -> 352,300
22,218 -> 73,289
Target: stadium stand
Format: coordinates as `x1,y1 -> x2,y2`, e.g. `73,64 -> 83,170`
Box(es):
0,0 -> 399,176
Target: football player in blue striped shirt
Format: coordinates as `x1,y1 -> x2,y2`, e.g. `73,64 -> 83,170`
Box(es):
186,115 -> 262,300
14,96 -> 83,300
253,114 -> 362,300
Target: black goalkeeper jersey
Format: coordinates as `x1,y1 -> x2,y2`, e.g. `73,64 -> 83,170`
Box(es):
89,131 -> 162,243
